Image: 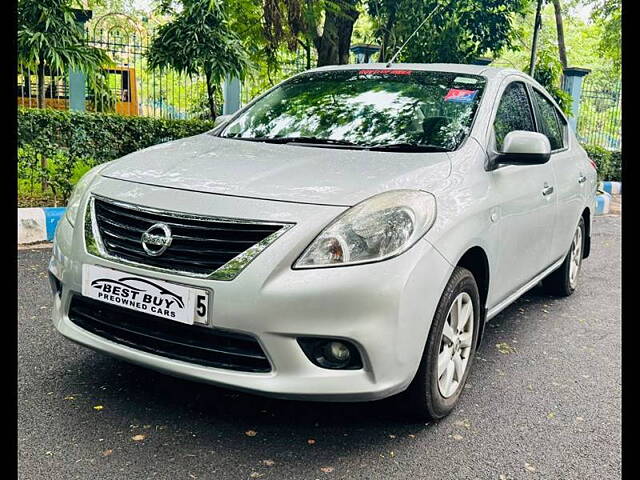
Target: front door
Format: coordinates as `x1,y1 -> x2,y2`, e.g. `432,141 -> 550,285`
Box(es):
488,80 -> 557,305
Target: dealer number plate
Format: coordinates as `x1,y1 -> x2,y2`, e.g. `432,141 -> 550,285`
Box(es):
82,264 -> 210,325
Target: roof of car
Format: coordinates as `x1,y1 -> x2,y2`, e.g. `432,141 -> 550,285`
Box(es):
305,63 -> 522,80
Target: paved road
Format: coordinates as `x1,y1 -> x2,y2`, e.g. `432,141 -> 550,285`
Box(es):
18,216 -> 621,480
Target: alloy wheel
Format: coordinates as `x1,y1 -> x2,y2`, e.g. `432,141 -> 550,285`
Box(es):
569,226 -> 583,289
437,292 -> 474,398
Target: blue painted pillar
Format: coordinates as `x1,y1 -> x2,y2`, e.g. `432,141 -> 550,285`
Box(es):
69,9 -> 93,112
223,76 -> 241,114
68,70 -> 86,112
562,67 -> 590,132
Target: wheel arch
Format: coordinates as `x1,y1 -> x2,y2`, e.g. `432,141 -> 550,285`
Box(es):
455,246 -> 490,347
582,207 -> 591,259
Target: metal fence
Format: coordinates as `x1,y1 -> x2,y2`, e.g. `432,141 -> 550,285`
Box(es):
576,78 -> 621,151
18,27 -> 215,120
17,25 -> 314,120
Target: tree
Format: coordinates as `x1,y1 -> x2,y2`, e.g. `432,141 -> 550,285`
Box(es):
551,0 -> 568,68
17,0 -> 113,109
590,0 -> 621,72
263,0 -> 361,67
18,0 -> 113,191
147,0 -> 250,119
533,47 -> 572,114
368,0 -> 530,64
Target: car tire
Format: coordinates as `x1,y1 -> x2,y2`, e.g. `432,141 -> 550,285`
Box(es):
542,217 -> 585,297
403,266 -> 481,421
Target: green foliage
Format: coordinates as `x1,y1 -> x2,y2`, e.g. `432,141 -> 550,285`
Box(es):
147,0 -> 250,118
18,108 -> 214,161
533,48 -> 573,115
368,0 -> 530,63
18,144 -> 95,206
590,0 -> 621,73
18,108 -> 214,204
582,144 -> 621,181
18,0 -> 116,106
494,3 -> 619,88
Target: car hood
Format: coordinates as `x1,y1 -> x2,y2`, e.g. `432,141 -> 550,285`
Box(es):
101,134 -> 451,207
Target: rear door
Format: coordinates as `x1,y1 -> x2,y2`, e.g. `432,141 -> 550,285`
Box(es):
529,87 -> 585,263
487,79 -> 557,304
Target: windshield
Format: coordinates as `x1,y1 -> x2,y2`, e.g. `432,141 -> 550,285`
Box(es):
219,69 -> 486,151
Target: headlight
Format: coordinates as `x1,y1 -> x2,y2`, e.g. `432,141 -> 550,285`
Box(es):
64,163 -> 110,227
293,190 -> 437,268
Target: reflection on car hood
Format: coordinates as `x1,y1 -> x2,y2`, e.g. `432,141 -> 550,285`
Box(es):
101,134 -> 452,206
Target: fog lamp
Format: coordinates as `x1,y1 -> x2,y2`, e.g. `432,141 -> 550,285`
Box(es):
325,341 -> 351,363
297,337 -> 363,370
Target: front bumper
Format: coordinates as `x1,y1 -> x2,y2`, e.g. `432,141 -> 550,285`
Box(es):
50,181 -> 453,401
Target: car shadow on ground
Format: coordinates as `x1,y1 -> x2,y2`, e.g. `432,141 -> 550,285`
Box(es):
59,285 -> 551,431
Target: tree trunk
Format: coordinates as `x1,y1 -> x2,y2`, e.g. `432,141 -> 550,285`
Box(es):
204,70 -> 217,121
316,1 -> 359,66
528,0 -> 543,76
37,61 -> 46,110
316,11 -> 339,66
297,39 -> 312,69
551,0 -> 568,69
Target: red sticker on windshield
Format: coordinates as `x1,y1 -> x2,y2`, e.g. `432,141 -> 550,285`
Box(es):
444,88 -> 478,103
358,69 -> 412,75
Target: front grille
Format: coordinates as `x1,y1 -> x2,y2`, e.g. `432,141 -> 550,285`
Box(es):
69,295 -> 272,373
90,196 -> 287,277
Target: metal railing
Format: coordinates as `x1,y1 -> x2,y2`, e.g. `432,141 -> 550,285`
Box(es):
17,26 -> 317,120
576,78 -> 621,151
18,28 -> 211,120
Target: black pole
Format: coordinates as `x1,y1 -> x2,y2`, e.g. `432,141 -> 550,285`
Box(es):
528,0 -> 544,76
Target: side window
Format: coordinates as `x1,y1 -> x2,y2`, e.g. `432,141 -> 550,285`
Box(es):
532,89 -> 565,150
493,81 -> 536,151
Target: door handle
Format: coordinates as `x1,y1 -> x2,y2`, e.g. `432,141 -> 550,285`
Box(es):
578,175 -> 587,184
542,185 -> 554,196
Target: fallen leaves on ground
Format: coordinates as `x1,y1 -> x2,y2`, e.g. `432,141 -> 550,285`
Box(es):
101,449 -> 113,457
93,405 -> 104,411
131,434 -> 146,442
524,463 -> 536,472
249,473 -> 263,479
454,419 -> 471,429
320,467 -> 334,473
496,342 -> 516,354
262,459 -> 275,466
451,434 -> 463,441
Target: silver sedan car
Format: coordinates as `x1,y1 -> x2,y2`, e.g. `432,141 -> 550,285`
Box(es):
49,63 -> 597,419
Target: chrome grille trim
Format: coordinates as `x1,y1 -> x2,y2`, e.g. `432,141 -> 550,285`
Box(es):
84,194 -> 294,280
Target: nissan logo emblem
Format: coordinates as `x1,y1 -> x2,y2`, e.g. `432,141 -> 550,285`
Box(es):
141,223 -> 173,257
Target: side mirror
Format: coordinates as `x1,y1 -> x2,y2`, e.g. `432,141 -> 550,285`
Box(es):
213,114 -> 232,129
490,131 -> 551,169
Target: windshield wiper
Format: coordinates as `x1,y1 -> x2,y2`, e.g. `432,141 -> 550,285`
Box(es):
232,136 -> 366,148
225,136 -> 450,152
368,143 -> 451,153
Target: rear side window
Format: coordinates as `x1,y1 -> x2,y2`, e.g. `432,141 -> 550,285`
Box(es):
493,82 -> 536,151
532,89 -> 565,150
